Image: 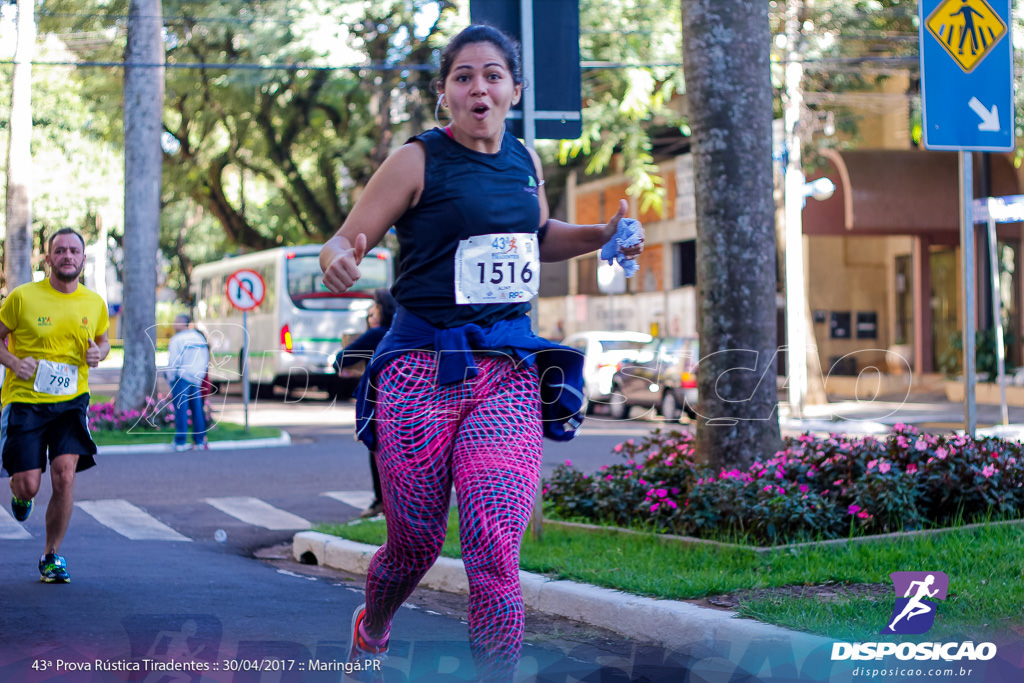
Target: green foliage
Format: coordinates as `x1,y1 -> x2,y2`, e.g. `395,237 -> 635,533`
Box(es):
543,425 -> 1024,546
936,328 -> 1016,379
87,394 -> 281,445
769,1 -> 920,161
88,395 -> 174,432
0,26 -> 123,263
37,0 -> 459,259
22,0 -> 1023,293
557,0 -> 686,216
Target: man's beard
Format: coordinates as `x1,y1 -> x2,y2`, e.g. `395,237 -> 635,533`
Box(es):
53,263 -> 84,283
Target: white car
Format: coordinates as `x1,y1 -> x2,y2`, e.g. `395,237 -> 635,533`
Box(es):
562,330 -> 653,413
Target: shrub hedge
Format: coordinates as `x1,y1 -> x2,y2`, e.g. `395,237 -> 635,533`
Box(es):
542,425 -> 1024,545
88,395 -> 176,433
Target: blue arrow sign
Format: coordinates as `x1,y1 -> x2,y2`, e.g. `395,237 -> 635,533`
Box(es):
919,0 -> 1015,151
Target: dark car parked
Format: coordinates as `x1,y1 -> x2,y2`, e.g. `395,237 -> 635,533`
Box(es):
608,336 -> 699,421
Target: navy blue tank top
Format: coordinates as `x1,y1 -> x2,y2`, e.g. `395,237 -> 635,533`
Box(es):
391,127 -> 543,329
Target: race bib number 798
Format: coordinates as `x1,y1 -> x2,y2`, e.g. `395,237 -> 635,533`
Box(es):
454,233 -> 539,305
33,359 -> 79,396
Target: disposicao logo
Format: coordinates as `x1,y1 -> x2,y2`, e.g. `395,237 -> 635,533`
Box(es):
831,570 -> 998,663
883,571 -> 949,635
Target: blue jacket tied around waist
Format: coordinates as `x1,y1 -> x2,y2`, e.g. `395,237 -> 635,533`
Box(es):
354,307 -> 586,449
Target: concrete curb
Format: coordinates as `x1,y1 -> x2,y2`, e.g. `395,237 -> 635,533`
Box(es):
292,531 -> 833,657
97,431 -> 292,455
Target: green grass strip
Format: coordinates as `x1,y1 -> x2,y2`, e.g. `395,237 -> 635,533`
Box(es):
93,422 -> 281,446
316,512 -> 1024,641
88,394 -> 281,445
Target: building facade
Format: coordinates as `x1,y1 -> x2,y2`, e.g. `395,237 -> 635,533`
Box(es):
539,146 -> 1024,388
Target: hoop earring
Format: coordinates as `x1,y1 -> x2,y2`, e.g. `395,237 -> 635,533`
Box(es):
434,94 -> 447,125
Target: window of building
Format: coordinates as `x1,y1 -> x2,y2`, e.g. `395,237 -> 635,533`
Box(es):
539,260 -> 569,297
894,254 -> 912,346
577,257 -> 600,295
673,240 -> 696,288
998,240 -> 1019,366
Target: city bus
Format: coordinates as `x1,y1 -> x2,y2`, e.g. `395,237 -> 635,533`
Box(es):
190,244 -> 393,398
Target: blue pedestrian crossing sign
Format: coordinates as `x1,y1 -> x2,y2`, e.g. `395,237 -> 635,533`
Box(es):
919,0 -> 1015,151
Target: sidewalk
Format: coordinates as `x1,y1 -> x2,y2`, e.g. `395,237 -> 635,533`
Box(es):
293,532 -> 835,674
287,385 -> 1024,677
780,397 -> 1024,439
97,431 -> 292,455
92,366 -> 1019,677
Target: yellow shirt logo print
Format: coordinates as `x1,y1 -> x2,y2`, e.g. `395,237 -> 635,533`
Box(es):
926,0 -> 1008,72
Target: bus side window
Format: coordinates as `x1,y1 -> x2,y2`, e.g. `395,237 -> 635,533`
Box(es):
196,279 -> 211,319
212,275 -> 226,317
260,265 -> 275,309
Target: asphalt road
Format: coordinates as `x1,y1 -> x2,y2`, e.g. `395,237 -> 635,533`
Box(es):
1,369 -> 685,682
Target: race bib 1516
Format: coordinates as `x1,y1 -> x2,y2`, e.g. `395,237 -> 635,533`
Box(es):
454,233 -> 539,305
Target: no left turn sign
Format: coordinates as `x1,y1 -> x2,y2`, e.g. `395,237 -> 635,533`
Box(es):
226,269 -> 266,311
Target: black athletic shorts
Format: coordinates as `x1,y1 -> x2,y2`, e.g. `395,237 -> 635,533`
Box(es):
0,393 -> 97,477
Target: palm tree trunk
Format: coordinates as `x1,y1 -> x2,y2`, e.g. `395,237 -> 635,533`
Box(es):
116,0 -> 165,412
681,0 -> 782,467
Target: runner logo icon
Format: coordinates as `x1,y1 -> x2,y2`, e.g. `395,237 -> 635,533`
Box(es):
882,571 -> 949,635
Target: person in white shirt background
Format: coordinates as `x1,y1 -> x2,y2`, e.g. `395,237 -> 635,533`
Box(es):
166,314 -> 210,451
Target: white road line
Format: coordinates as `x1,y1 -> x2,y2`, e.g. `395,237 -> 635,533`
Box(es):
0,508 -> 32,539
322,491 -> 375,510
205,497 -> 311,530
76,499 -> 191,541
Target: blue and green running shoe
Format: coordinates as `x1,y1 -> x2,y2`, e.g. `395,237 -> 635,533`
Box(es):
39,553 -> 70,583
11,496 -> 33,522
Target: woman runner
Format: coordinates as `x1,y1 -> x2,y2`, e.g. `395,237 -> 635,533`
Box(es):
320,24 -> 643,681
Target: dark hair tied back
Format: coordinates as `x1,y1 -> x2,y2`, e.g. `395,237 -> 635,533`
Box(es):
437,24 -> 523,91
374,288 -> 397,329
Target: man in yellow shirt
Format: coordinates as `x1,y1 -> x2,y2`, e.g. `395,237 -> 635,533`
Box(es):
0,228 -> 110,583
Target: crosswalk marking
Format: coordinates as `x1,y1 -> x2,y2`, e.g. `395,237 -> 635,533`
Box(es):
9,491 -> 372,542
76,499 -> 191,541
322,490 -> 375,510
0,508 -> 33,539
205,496 -> 311,530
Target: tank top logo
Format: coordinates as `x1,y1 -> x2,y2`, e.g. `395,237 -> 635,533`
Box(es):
524,176 -> 540,197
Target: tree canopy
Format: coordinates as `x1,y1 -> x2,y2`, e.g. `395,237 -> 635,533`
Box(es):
37,1 -> 458,244
5,0 -> 1021,293
0,10 -> 122,291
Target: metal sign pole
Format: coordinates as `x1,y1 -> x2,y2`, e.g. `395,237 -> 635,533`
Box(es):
986,196 -> 1009,425
960,152 -> 976,436
227,268 -> 264,434
242,309 -> 250,433
520,0 -> 544,542
783,0 -> 807,420
520,0 -> 535,150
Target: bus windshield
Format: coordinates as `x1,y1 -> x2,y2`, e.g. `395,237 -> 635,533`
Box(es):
286,251 -> 391,310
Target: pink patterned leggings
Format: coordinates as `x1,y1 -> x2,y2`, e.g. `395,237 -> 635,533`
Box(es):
362,351 -> 542,679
